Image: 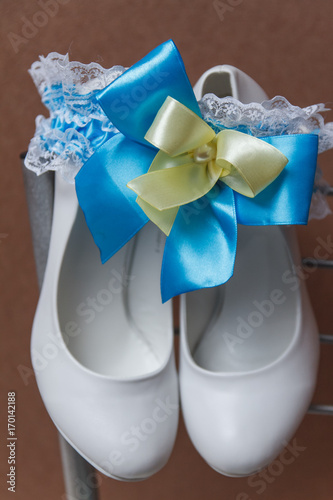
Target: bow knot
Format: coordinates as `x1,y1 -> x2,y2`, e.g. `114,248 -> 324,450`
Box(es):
127,96 -> 288,235
193,142 -> 216,164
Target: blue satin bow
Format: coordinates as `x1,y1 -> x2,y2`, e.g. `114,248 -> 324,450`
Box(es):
75,40 -> 318,302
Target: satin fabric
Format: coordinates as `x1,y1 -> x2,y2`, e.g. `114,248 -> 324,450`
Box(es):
127,97 -> 288,235
162,184 -> 237,301
96,40 -> 201,147
75,39 -> 319,302
235,134 -> 318,225
76,134 -> 154,262
50,115 -> 116,153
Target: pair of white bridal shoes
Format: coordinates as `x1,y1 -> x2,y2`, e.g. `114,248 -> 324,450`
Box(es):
26,41 -> 326,480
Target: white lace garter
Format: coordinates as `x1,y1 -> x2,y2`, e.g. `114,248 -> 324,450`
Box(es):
25,53 -> 333,219
25,53 -> 125,182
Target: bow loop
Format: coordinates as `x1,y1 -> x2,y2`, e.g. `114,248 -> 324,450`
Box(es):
145,96 -> 215,156
215,130 -> 288,197
128,98 -> 289,234
96,41 -> 202,147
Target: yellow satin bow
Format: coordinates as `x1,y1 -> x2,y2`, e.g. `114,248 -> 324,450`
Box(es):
127,96 -> 288,235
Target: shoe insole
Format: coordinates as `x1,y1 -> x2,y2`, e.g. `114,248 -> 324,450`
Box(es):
188,226 -> 298,373
57,209 -> 172,378
202,72 -> 233,99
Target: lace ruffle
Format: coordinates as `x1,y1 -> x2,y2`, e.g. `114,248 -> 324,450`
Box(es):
25,53 -> 126,182
26,115 -> 94,181
199,95 -> 333,219
199,95 -> 333,153
28,52 -> 125,125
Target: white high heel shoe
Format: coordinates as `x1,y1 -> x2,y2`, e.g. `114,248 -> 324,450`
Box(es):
179,65 -> 319,477
31,172 -> 179,480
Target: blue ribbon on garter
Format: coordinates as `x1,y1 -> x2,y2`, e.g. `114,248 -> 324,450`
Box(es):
75,39 -> 318,302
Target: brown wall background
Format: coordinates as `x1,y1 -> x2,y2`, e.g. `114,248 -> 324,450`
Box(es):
1,1 -> 333,499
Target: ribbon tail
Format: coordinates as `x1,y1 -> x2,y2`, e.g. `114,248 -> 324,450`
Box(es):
136,197 -> 179,236
75,134 -> 157,262
161,184 -> 237,302
235,134 -> 318,225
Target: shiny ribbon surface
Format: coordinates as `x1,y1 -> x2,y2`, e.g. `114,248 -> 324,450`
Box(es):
127,96 -> 288,235
75,40 -> 319,302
